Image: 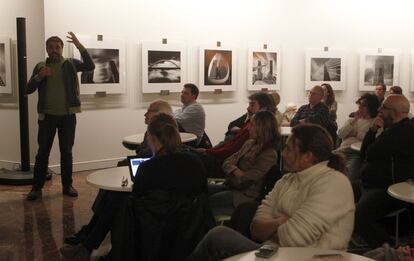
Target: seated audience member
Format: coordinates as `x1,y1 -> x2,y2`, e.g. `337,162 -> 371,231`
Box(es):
209,111 -> 280,216
269,92 -> 283,126
389,85 -> 403,95
224,92 -> 281,143
354,95 -> 414,249
121,100 -> 173,158
375,83 -> 387,104
188,124 -> 355,261
174,83 -> 205,146
60,113 -> 209,260
290,85 -> 337,141
200,92 -> 274,162
281,102 -> 297,126
336,94 -> 380,181
321,83 -> 338,129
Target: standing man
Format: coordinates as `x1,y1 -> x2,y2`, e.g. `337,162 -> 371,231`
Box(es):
375,83 -> 387,104
174,83 -> 205,146
26,32 -> 95,200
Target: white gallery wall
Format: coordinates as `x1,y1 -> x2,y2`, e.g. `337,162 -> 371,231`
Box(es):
1,0 -> 414,172
0,0 -> 45,169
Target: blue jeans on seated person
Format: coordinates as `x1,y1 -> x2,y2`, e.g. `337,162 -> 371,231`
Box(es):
186,225 -> 260,261
208,184 -> 234,217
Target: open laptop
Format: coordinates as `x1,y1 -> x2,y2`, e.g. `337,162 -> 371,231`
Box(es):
127,155 -> 151,182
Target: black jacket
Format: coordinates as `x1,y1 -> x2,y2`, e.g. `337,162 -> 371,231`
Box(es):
360,118 -> 414,188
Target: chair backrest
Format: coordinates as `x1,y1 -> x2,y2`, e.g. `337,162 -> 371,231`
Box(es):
257,163 -> 283,201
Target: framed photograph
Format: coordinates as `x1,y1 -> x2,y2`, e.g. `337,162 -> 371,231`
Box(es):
199,46 -> 236,92
359,50 -> 399,91
247,48 -> 280,91
72,36 -> 125,94
141,42 -> 187,93
0,37 -> 12,94
305,50 -> 346,90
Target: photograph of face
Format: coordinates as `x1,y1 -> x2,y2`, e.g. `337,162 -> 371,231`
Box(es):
0,43 -> 6,87
81,48 -> 120,84
252,51 -> 277,85
204,49 -> 232,85
147,50 -> 181,83
364,55 -> 394,86
310,57 -> 341,81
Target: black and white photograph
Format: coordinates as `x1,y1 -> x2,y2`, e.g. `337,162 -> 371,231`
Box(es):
252,52 -> 277,85
0,43 -> 6,87
142,42 -> 187,93
310,58 -> 341,81
147,50 -> 181,83
204,49 -> 232,86
363,55 -> 394,86
305,50 -> 346,90
81,48 -> 120,84
247,48 -> 280,91
72,36 -> 125,94
359,51 -> 399,91
0,37 -> 12,94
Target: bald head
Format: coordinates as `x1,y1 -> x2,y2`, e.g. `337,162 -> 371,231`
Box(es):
380,95 -> 410,126
308,85 -> 324,106
384,95 -> 410,115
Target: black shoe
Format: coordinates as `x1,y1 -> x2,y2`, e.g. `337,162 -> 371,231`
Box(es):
63,186 -> 78,197
26,189 -> 42,201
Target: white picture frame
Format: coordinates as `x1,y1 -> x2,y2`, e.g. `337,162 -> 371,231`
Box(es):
72,36 -> 126,95
141,42 -> 187,93
247,48 -> 280,91
305,50 -> 346,91
359,50 -> 399,91
199,46 -> 236,92
0,37 -> 12,94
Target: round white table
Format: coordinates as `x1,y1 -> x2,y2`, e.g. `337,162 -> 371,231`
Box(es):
350,141 -> 362,151
224,247 -> 374,261
86,166 -> 132,192
387,181 -> 414,203
123,132 -> 197,145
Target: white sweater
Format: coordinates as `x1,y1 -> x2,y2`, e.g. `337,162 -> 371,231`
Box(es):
337,118 -> 373,150
254,161 -> 355,250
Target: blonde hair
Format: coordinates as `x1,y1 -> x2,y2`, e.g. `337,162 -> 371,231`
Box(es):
151,100 -> 173,115
147,113 -> 181,152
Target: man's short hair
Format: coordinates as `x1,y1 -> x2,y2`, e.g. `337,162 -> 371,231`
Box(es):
376,83 -> 387,91
390,86 -> 403,95
183,83 -> 199,99
248,92 -> 275,113
46,36 -> 64,47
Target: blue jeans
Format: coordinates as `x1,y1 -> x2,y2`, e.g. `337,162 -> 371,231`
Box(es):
33,114 -> 76,189
187,226 -> 260,261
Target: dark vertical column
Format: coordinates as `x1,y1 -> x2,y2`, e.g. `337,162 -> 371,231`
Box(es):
17,17 -> 30,171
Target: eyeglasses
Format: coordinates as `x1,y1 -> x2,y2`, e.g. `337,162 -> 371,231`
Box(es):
379,104 -> 394,111
309,91 -> 322,96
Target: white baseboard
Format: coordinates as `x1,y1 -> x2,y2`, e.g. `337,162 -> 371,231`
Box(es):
0,157 -> 124,174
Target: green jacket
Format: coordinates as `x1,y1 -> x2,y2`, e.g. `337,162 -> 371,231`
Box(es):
26,47 -> 95,114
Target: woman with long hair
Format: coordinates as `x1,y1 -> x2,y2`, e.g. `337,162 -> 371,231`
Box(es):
321,83 -> 337,124
209,110 -> 280,216
60,113 -> 208,260
188,124 -> 355,261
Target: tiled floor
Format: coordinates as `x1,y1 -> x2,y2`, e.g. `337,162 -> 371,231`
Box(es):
0,170 -> 110,261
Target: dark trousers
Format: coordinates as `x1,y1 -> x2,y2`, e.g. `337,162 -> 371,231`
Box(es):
82,191 -> 129,250
33,114 -> 76,190
354,187 -> 408,248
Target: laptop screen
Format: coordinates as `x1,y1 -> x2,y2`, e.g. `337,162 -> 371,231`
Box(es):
127,156 -> 151,181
